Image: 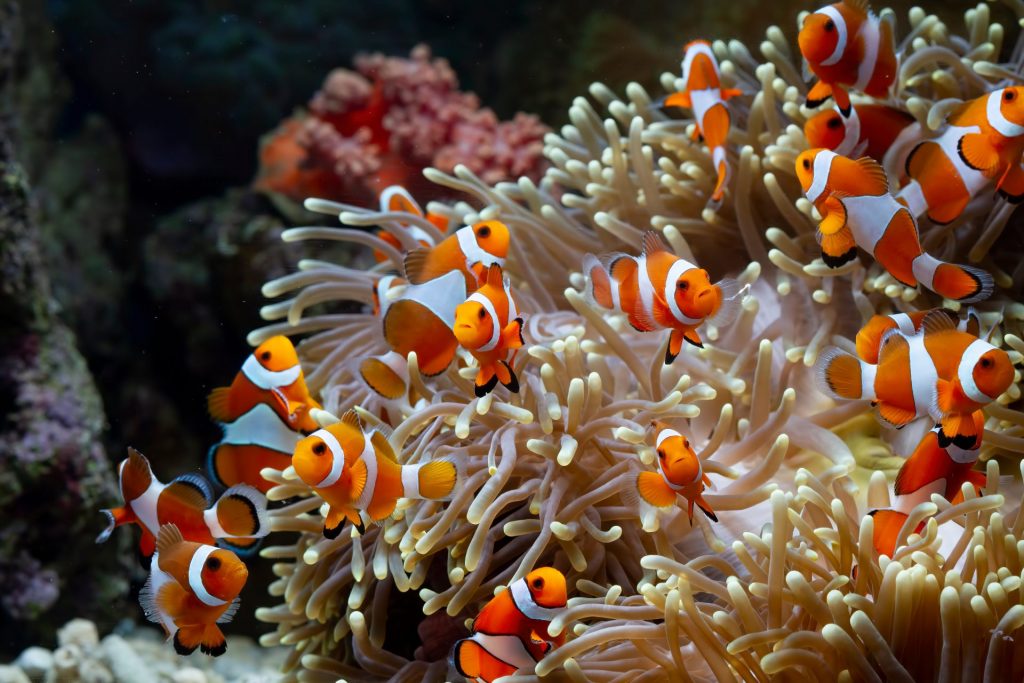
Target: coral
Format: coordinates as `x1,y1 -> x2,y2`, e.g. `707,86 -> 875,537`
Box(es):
248,1 -> 1024,681
254,45 -> 550,207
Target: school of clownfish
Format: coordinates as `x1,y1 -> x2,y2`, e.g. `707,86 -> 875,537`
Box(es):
91,0 -> 1024,678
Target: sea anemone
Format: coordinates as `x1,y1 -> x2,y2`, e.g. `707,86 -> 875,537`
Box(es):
250,3 -> 1024,681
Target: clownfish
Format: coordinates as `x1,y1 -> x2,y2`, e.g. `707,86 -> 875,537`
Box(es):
382,269 -> 468,377
361,275 -> 413,401
403,220 -> 510,292
372,185 -> 447,262
453,264 -> 525,397
291,410 -> 458,536
637,422 -> 716,523
817,309 -> 1013,447
804,104 -> 920,176
584,231 -> 741,363
798,0 -> 896,115
452,567 -> 567,683
97,448 -> 269,560
870,414 -> 986,557
140,524 -> 248,657
663,40 -> 742,205
207,337 -> 320,493
899,87 -> 1024,224
855,308 -> 980,364
795,148 -> 993,303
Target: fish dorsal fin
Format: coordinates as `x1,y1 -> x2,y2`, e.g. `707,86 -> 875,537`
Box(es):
963,307 -> 981,338
403,248 -> 431,285
207,386 -> 232,423
381,185 -> 424,219
854,156 -> 889,194
155,523 -> 185,556
922,308 -> 958,336
845,0 -> 870,17
485,263 -> 503,289
164,474 -> 214,510
122,447 -> 154,497
370,430 -> 398,464
642,231 -> 670,256
342,409 -> 363,431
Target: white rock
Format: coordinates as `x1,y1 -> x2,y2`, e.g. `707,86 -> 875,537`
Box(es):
58,619 -> 100,649
171,668 -> 207,683
99,636 -> 159,683
13,648 -> 52,682
78,660 -> 114,683
0,665 -> 31,683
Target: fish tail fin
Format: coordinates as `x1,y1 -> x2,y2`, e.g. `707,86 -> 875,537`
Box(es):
583,254 -> 614,309
414,458 -> 459,500
359,354 -> 408,400
212,485 -> 271,540
913,252 -> 994,303
869,509 -> 910,558
637,471 -> 678,508
452,638 -> 518,682
207,386 -> 232,422
816,347 -> 872,400
96,507 -> 132,544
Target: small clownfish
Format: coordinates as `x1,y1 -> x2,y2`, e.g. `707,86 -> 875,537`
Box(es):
97,448 -> 270,561
798,0 -> 896,115
361,275 -> 413,401
382,269 -> 468,377
403,220 -> 510,293
855,308 -> 980,364
795,148 -> 993,303
584,231 -> 742,363
817,309 -> 1013,448
637,422 -> 717,523
663,40 -> 742,205
291,410 -> 458,537
899,87 -> 1024,224
870,414 -> 986,557
804,104 -> 920,175
452,567 -> 567,683
207,336 -> 319,494
453,264 -> 525,397
140,524 -> 248,657
372,185 -> 448,262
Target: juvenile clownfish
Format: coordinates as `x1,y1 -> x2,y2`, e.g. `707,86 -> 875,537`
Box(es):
97,448 -> 269,560
855,308 -> 980,364
804,104 -> 920,177
870,414 -> 986,557
403,220 -> 510,292
360,274 -> 413,401
637,422 -> 717,523
207,337 -> 319,494
140,524 -> 248,657
663,40 -> 742,205
291,410 -> 458,536
584,231 -> 742,363
453,264 -> 525,397
452,567 -> 567,683
899,87 -> 1024,224
817,309 -> 1013,448
795,148 -> 993,303
372,185 -> 447,262
382,269 -> 468,377
798,0 -> 896,115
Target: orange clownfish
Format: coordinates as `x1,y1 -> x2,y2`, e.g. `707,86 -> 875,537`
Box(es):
663,40 -> 742,205
855,308 -> 980,364
97,448 -> 269,560
403,220 -> 510,292
900,87 -> 1024,224
291,411 -> 458,536
382,269 -> 468,377
804,104 -> 920,174
637,422 -> 716,523
140,524 -> 248,657
361,274 -> 413,400
452,567 -> 567,683
584,231 -> 741,363
372,185 -> 447,262
207,336 -> 320,493
818,309 -> 1013,448
795,148 -> 993,303
798,0 -> 896,115
870,414 -> 986,557
453,264 -> 525,397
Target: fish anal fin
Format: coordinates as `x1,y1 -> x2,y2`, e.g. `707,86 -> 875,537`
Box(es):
637,471 -> 678,507
876,401 -> 917,428
958,134 -> 1000,172
207,387 -> 233,422
683,328 -> 704,349
997,161 -> 1024,201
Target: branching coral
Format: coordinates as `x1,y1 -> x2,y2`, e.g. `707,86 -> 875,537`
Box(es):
248,2 -> 1024,681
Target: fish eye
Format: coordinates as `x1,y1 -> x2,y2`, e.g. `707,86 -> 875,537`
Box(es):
657,449 -> 666,459
981,357 -> 993,369
532,577 -> 544,589
477,226 -> 491,238
824,19 -> 835,32
313,442 -> 327,456
478,307 -> 487,320
1005,90 -> 1017,102
206,556 -> 222,571
677,281 -> 689,291
826,116 -> 843,130
683,439 -> 690,448
261,351 -> 272,361
802,158 -> 811,170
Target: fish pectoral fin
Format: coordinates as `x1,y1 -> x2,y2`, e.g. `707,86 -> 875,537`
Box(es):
720,87 -> 743,100
664,91 -> 691,109
957,134 -> 1000,172
323,506 -> 351,539
806,80 -> 833,108
501,318 -> 526,349
496,360 -> 520,394
997,160 -> 1024,202
206,386 -> 232,422
818,196 -> 848,235
637,471 -> 678,508
347,458 -> 368,503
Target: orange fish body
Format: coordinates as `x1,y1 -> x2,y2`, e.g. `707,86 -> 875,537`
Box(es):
207,336 -> 320,493
452,567 -> 567,683
799,0 -> 896,115
636,422 -> 717,522
140,524 -> 248,656
870,415 -> 986,557
664,41 -> 742,204
585,231 -> 741,363
899,87 -> 1024,224
383,269 -> 468,377
403,220 -> 510,292
97,448 -> 269,560
804,104 -> 920,174
795,148 -> 993,302
453,265 -> 525,397
291,411 -> 457,536
855,308 -> 980,364
818,310 -> 1013,447
373,185 -> 447,262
